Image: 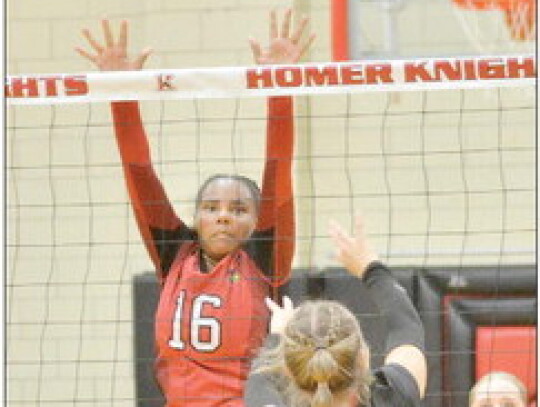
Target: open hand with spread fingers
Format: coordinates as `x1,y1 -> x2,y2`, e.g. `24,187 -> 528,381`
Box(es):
75,19 -> 152,71
249,8 -> 315,65
328,215 -> 380,279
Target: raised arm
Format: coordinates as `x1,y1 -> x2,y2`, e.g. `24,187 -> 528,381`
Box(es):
250,9 -> 315,286
329,216 -> 428,399
76,20 -> 185,276
258,95 -> 295,286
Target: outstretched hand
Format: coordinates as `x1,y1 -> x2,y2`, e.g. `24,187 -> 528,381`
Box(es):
75,19 -> 152,71
249,8 -> 315,65
265,296 -> 295,335
328,215 -> 380,279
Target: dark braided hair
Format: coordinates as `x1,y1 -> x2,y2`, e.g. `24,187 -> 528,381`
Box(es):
195,174 -> 262,213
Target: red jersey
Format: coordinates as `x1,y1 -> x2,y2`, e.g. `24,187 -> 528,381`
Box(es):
111,98 -> 295,406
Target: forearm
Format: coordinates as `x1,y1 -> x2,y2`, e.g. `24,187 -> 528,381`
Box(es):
259,96 -> 295,285
111,101 -> 151,165
363,262 -> 425,354
260,96 -> 294,220
266,96 -> 294,159
110,101 -> 179,225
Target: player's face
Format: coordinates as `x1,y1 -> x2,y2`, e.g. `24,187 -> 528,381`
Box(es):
195,178 -> 257,261
471,379 -> 526,407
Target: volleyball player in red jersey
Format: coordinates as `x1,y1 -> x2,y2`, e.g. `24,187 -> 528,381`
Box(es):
76,10 -> 315,407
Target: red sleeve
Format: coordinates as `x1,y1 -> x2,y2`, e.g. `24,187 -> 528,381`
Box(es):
257,96 -> 295,287
111,101 -> 184,274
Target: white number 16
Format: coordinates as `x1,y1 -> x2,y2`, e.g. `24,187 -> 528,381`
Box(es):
168,290 -> 222,352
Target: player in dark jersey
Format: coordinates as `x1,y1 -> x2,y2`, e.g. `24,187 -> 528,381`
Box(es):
76,10 -> 314,407
244,216 -> 427,407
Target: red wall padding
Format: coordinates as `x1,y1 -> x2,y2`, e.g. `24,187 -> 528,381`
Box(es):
476,325 -> 536,403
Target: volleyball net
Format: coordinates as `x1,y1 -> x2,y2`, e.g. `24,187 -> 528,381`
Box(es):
6,54 -> 536,405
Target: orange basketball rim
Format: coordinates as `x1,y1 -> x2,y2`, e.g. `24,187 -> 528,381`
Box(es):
452,0 -> 536,41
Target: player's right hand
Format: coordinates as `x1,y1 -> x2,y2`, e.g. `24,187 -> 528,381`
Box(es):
328,215 -> 380,279
265,296 -> 295,335
75,19 -> 152,71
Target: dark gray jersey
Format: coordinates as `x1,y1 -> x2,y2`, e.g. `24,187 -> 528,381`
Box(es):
244,363 -> 423,407
369,364 -> 423,406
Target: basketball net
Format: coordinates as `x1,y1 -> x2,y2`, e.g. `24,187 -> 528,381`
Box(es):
451,0 -> 535,53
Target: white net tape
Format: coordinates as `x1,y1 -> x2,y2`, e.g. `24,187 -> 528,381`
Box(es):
6,54 -> 535,105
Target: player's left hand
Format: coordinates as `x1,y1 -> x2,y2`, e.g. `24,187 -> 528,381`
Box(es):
265,296 -> 295,335
249,8 -> 315,65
